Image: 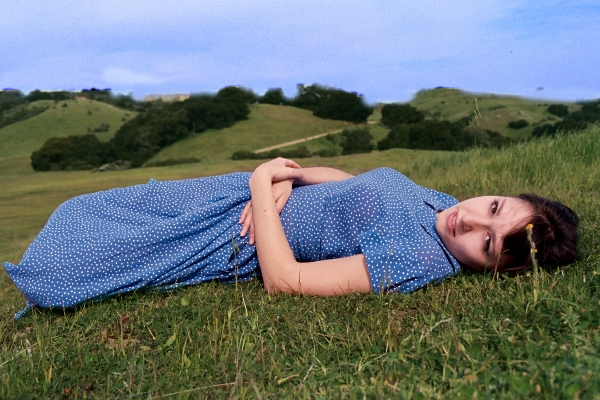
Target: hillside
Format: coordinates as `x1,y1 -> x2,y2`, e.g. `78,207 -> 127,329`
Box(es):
146,104 -> 351,164
409,88 -> 581,139
0,99 -> 136,160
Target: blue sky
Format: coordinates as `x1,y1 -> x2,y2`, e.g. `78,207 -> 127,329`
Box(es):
1,0 -> 599,103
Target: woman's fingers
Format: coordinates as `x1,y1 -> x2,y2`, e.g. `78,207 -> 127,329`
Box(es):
239,201 -> 253,237
239,201 -> 251,224
281,158 -> 302,169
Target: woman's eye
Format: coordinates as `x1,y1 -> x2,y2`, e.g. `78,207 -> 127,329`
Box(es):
484,235 -> 491,253
491,200 -> 499,215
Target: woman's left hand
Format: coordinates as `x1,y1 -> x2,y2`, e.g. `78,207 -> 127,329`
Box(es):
239,179 -> 292,244
240,158 -> 305,244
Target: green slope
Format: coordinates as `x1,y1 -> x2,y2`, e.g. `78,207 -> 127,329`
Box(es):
0,99 -> 136,160
409,88 -> 581,139
147,104 -> 351,164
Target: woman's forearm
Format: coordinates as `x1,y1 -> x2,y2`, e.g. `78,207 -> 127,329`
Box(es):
249,169 -> 300,293
294,167 -> 353,186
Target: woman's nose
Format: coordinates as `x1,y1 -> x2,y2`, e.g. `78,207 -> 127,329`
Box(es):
461,213 -> 486,232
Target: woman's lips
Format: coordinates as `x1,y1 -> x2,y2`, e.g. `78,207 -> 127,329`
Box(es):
447,211 -> 457,236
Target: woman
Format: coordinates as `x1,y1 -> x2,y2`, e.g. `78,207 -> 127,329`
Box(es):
3,158 -> 578,318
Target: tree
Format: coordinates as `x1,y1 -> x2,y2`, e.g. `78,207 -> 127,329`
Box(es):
377,124 -> 410,150
31,135 -> 115,171
111,107 -> 190,167
547,104 -> 569,117
341,129 -> 374,155
377,120 -> 473,152
259,88 -> 290,105
507,119 -> 529,129
380,104 -> 424,127
291,84 -> 373,123
313,90 -> 373,123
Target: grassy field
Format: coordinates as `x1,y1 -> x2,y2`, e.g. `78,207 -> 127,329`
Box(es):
1,117 -> 598,398
410,88 -> 581,140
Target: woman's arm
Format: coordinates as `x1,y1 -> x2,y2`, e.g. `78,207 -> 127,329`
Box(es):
249,158 -> 371,296
293,167 -> 354,185
240,165 -> 353,243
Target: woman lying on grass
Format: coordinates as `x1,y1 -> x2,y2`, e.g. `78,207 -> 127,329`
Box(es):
4,158 -> 578,318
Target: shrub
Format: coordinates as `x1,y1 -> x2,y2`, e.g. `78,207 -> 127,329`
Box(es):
314,148 -> 339,157
380,104 -> 424,127
547,104 -> 569,117
532,120 -> 588,137
111,107 -> 190,167
341,129 -> 374,155
292,84 -> 373,123
144,157 -> 200,167
231,150 -> 257,160
508,119 -> 529,129
377,120 -> 480,152
259,88 -> 290,105
312,90 -> 373,123
31,134 -> 115,171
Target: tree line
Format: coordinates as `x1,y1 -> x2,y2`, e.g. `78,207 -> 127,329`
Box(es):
29,84 -> 373,171
31,87 -> 255,171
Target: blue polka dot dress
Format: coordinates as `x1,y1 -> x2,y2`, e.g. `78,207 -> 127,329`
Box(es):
4,168 -> 460,318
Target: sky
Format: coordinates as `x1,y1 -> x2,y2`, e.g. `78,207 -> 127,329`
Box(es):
1,0 -> 599,104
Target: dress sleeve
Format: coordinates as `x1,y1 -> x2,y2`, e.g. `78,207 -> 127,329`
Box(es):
358,226 -> 457,294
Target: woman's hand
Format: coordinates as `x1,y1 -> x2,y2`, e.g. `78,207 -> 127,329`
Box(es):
239,179 -> 293,244
240,158 -> 305,244
251,157 -> 306,183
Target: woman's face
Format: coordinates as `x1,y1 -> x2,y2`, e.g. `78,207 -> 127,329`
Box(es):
436,196 -> 533,271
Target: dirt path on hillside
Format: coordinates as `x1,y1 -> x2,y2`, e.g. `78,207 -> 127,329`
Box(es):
254,121 -> 377,154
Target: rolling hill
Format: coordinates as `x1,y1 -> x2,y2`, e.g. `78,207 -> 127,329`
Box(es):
0,98 -> 136,160
409,88 -> 581,139
146,104 -> 352,164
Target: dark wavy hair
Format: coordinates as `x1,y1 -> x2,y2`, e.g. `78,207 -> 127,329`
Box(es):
499,194 -> 579,272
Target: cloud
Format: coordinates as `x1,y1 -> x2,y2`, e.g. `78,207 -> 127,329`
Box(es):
102,67 -> 164,86
0,0 -> 598,101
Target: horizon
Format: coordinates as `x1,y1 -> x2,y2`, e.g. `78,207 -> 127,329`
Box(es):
3,86 -> 596,106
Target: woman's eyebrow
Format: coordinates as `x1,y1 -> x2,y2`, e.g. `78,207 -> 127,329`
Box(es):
490,198 -> 507,259
496,198 -> 506,216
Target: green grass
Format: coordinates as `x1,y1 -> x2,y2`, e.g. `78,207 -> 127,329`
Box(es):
146,104 -> 351,164
0,99 -> 136,161
410,88 -> 581,140
1,118 -> 599,397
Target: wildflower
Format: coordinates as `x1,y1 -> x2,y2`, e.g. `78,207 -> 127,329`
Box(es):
525,223 -> 534,230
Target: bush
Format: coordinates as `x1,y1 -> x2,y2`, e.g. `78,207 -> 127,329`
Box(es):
508,119 -> 529,129
232,146 -> 314,160
231,150 -> 258,160
377,125 -> 409,150
182,86 -> 252,133
259,88 -> 290,105
547,104 -> 569,117
532,120 -> 588,137
292,84 -> 373,123
314,148 -> 339,157
0,105 -> 48,130
312,90 -> 373,123
110,107 -> 190,167
144,157 -> 199,167
341,129 -> 374,155
380,104 -> 424,127
377,120 -> 475,152
0,90 -> 25,113
31,134 -> 115,171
